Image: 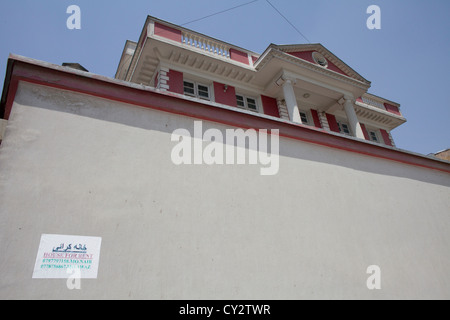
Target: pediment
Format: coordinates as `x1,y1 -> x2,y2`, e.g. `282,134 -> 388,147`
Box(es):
275,44 -> 370,84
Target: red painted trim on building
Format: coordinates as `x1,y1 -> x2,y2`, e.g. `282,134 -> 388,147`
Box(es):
213,82 -> 237,107
2,58 -> 449,175
154,22 -> 182,43
326,113 -> 340,133
384,103 -> 401,116
380,129 -> 393,146
229,48 -> 249,65
251,56 -> 259,65
360,123 -> 370,141
167,69 -> 184,94
289,51 -> 315,63
326,61 -> 348,77
261,95 -> 280,118
310,109 -> 322,129
4,77 -> 19,120
154,71 -> 159,88
288,51 -> 348,76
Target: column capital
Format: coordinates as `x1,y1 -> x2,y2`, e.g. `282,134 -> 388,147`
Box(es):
282,75 -> 297,85
275,74 -> 297,87
343,94 -> 354,101
338,95 -> 355,105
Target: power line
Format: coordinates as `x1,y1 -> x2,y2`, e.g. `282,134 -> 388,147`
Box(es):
265,0 -> 311,43
180,0 -> 260,27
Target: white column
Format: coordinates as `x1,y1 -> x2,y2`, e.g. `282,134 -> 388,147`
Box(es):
342,96 -> 365,139
281,79 -> 302,124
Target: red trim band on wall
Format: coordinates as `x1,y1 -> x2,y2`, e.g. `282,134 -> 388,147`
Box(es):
2,57 -> 449,175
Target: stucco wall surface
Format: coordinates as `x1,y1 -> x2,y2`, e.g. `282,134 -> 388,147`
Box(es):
0,82 -> 449,299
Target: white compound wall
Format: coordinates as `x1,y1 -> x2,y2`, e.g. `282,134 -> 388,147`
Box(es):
0,81 -> 449,299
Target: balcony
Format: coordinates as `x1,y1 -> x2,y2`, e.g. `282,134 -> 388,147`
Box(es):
355,93 -> 405,129
181,29 -> 231,60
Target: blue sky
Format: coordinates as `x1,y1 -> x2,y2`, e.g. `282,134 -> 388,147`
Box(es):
0,0 -> 449,155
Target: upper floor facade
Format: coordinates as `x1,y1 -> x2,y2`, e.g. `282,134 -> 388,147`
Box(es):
115,16 -> 406,147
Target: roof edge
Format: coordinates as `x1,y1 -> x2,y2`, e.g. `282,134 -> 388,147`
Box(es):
2,54 -> 449,175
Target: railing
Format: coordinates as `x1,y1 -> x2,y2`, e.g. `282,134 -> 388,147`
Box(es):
181,30 -> 230,59
359,95 -> 386,111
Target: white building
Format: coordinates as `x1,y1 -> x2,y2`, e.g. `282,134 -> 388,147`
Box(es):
0,16 -> 449,300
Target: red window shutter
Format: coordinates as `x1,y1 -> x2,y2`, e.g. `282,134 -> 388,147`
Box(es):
326,113 -> 340,133
167,70 -> 184,94
310,109 -> 322,128
380,129 -> 393,146
261,95 -> 280,118
360,123 -> 370,140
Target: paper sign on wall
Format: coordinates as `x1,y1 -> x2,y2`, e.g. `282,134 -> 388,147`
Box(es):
32,234 -> 102,279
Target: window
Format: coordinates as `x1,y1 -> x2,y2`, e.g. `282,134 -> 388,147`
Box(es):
183,80 -> 210,100
337,121 -> 351,136
183,81 -> 195,96
197,84 -> 210,99
236,94 -> 258,112
299,111 -> 309,125
369,130 -> 379,142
